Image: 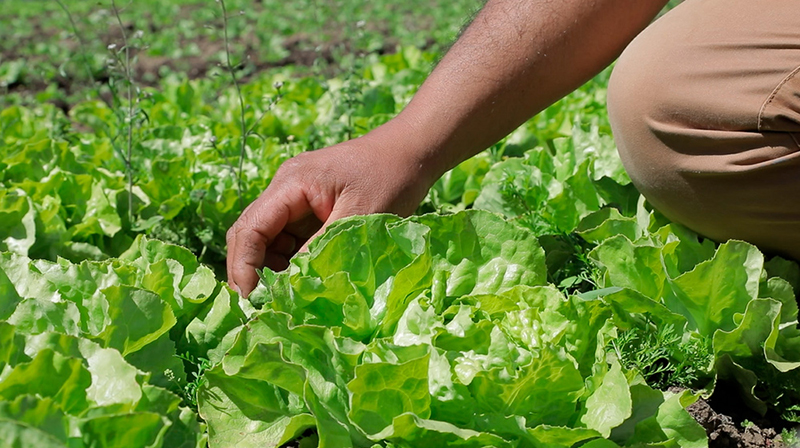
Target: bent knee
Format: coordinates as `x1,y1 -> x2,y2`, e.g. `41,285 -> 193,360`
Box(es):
608,0 -> 800,153
605,0 -> 800,258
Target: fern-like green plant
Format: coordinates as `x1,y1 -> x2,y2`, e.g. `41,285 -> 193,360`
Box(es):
610,323 -> 713,390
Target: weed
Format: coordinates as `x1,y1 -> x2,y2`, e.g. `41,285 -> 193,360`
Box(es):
217,0 -> 248,210
538,232 -> 599,295
52,0 -> 145,222
0,83 -> 7,110
496,171 -> 602,295
107,0 -> 148,223
340,19 -> 370,140
217,0 -> 283,211
498,171 -> 551,233
781,427 -> 800,448
610,323 -> 713,390
749,367 -> 800,424
167,352 -> 213,411
340,63 -> 366,140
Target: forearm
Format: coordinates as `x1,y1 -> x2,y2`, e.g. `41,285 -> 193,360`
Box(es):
226,0 -> 669,295
377,0 -> 668,184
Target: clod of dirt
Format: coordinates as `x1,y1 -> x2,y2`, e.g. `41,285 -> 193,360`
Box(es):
686,397 -> 785,448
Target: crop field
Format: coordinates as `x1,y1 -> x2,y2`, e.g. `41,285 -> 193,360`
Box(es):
0,1 -> 798,447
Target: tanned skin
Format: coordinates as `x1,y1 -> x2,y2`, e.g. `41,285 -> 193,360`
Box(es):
226,0 -> 669,296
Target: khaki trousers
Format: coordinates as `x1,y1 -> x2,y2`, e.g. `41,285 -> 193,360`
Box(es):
607,0 -> 800,260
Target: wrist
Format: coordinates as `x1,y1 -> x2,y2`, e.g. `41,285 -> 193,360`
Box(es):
364,114 -> 458,191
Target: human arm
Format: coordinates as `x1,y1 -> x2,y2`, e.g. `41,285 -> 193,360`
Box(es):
227,0 -> 669,296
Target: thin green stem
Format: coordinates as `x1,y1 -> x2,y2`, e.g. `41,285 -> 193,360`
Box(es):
54,0 -> 98,94
245,90 -> 282,137
218,0 -> 247,212
110,0 -> 135,223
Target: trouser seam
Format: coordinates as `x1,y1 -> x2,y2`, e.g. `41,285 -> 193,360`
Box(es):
757,64 -> 800,132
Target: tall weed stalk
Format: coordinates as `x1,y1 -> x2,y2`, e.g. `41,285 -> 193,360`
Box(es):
109,0 -> 137,223
217,0 -> 248,211
54,0 -> 142,222
217,0 -> 282,211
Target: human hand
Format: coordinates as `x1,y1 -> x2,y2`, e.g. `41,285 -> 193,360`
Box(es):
226,127 -> 435,297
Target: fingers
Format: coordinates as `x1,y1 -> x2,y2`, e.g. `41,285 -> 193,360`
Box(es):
227,190 -> 294,297
226,157 -> 335,296
297,203 -> 354,253
297,229 -> 323,254
283,213 -> 324,241
227,146 -> 383,296
269,232 -> 297,255
262,232 -> 295,270
263,252 -> 290,272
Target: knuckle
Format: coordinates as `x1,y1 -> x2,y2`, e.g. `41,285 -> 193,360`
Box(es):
275,154 -> 308,176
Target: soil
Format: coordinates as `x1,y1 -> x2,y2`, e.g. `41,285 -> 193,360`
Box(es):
2,2 -> 432,112
671,384 -> 798,448
687,397 -> 784,448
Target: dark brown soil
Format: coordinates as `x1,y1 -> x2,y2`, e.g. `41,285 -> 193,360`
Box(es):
671,383 -> 799,448
687,397 -> 785,448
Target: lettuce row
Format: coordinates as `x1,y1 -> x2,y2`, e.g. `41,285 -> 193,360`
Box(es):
0,322 -> 203,448
0,236 -> 251,447
0,57 -> 620,269
0,103 -> 282,265
3,207 -> 796,447
581,207 -> 800,420
198,210 -> 707,448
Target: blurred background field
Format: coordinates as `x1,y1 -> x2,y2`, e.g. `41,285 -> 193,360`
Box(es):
0,0 -> 483,108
